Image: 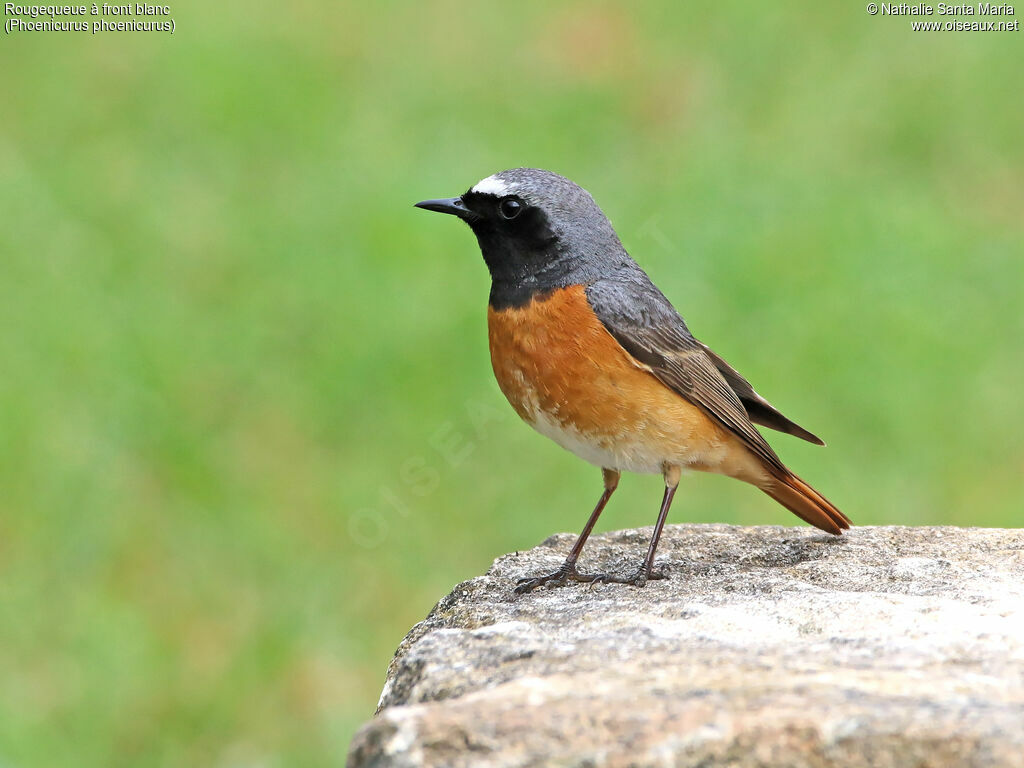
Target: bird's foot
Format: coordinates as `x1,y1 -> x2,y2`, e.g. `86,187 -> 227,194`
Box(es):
515,562 -> 668,593
593,564 -> 668,587
514,563 -> 602,594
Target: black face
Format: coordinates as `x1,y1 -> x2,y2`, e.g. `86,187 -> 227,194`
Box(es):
461,192 -> 555,247
460,191 -> 561,297
415,169 -> 618,310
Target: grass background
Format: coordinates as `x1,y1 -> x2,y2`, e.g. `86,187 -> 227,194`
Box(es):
1,2 -> 1022,765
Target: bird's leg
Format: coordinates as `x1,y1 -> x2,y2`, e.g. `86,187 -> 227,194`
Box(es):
598,464 -> 680,586
514,468 -> 619,594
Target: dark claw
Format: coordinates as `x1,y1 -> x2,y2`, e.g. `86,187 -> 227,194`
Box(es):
591,564 -> 668,587
514,564 -> 590,594
513,576 -> 555,594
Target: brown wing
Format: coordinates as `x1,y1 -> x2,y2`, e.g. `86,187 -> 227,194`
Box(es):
601,319 -> 788,475
697,342 -> 825,445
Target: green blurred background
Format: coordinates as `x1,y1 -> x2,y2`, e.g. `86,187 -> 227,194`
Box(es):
1,1 -> 1022,764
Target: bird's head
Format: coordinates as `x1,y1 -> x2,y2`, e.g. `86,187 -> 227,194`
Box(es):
415,168 -> 627,303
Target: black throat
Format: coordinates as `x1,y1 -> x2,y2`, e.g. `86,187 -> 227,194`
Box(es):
484,253 -> 579,310
469,217 -> 578,310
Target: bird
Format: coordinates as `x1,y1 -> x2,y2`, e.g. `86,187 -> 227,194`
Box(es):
415,168 -> 849,593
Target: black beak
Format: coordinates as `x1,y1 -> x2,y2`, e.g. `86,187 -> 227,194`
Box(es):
414,196 -> 475,221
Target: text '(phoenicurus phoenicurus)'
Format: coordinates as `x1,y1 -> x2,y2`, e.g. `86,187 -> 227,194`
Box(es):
416,168 -> 849,593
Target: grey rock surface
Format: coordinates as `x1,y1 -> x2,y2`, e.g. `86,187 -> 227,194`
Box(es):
348,525 -> 1024,767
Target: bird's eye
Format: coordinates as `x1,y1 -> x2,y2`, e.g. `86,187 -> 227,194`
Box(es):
498,197 -> 522,220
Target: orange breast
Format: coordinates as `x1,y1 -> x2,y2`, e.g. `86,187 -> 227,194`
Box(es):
487,285 -> 747,475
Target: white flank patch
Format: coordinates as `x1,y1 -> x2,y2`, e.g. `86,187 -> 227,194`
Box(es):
470,174 -> 510,196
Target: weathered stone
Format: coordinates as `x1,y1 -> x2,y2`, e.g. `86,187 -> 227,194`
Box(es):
348,525 -> 1024,767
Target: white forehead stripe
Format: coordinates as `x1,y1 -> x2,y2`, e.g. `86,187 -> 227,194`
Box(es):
470,175 -> 510,196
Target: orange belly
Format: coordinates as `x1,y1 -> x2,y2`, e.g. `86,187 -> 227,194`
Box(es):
487,285 -> 756,476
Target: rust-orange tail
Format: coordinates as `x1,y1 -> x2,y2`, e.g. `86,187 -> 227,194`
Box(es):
760,471 -> 851,535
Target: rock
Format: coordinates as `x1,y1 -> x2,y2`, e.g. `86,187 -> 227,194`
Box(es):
347,525 -> 1024,767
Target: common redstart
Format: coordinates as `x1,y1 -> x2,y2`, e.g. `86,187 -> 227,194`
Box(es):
416,169 -> 849,593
